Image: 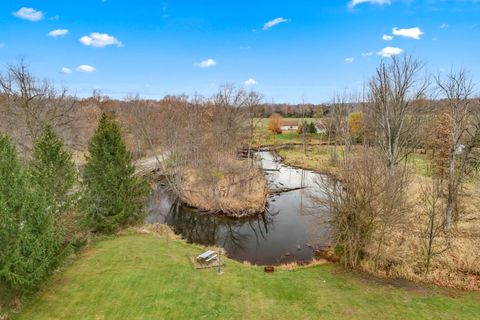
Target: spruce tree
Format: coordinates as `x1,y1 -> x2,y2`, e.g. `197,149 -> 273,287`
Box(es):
31,125 -> 77,212
0,135 -> 62,292
82,113 -> 149,233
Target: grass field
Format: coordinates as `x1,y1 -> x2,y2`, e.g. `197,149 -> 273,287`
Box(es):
252,117 -> 326,147
277,145 -> 432,177
16,233 -> 480,320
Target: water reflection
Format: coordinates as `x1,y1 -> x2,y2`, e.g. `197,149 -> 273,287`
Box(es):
146,151 -> 332,265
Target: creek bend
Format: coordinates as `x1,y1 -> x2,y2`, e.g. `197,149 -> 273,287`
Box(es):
146,150 -> 332,265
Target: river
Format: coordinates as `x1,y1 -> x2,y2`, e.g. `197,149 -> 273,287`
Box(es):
146,150 -> 332,265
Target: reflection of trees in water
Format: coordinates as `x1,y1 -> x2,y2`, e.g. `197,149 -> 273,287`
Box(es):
164,199 -> 277,256
303,175 -> 334,246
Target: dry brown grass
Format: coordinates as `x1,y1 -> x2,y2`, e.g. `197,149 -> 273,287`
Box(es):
180,160 -> 267,217
360,174 -> 480,291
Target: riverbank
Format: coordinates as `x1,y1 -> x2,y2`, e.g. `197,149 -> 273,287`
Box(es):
272,145 -> 480,291
14,231 -> 480,320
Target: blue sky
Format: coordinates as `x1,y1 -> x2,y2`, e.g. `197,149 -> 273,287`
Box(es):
1,0 -> 479,103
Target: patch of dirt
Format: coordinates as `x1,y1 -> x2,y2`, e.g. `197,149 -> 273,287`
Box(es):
332,267 -> 466,297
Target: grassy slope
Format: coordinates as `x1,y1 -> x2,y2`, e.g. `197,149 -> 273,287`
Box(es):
18,234 -> 480,320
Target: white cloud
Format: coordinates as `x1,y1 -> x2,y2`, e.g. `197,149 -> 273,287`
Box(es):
244,78 -> 257,85
263,17 -> 290,30
79,32 -> 123,48
348,0 -> 391,8
382,34 -> 393,41
61,67 -> 72,74
76,65 -> 96,72
377,46 -> 404,57
440,23 -> 448,29
196,58 -> 216,68
392,27 -> 424,39
361,52 -> 373,57
48,29 -> 69,38
13,7 -> 44,22
344,57 -> 354,64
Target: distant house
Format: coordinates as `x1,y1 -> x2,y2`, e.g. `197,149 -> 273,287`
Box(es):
280,120 -> 299,132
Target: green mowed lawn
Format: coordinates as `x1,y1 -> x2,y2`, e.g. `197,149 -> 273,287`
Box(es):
18,234 -> 480,320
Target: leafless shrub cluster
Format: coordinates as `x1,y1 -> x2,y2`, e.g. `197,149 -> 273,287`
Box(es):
316,147 -> 410,269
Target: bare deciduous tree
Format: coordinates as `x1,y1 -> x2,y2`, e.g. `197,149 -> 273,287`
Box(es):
0,60 -> 78,155
367,55 -> 428,168
419,175 -> 451,275
435,69 -> 480,227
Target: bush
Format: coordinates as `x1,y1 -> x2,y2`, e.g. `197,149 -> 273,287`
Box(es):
267,113 -> 283,134
297,121 -> 317,134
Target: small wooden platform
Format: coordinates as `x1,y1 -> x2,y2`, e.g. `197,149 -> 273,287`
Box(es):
190,256 -> 225,269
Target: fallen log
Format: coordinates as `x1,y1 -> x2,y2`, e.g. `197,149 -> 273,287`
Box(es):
269,186 -> 307,195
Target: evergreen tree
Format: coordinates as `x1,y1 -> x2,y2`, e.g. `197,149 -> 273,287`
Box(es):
31,125 -> 77,212
82,113 -> 149,233
309,122 -> 317,134
0,135 -> 62,292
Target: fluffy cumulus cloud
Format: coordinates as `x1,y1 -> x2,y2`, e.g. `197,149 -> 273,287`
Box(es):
377,46 -> 403,57
440,23 -> 449,29
13,7 -> 44,21
48,29 -> 69,38
348,0 -> 391,8
196,58 -> 216,68
392,27 -> 424,39
344,57 -> 354,64
382,34 -> 393,41
76,65 -> 96,72
80,33 -> 123,48
244,78 -> 257,85
263,17 -> 290,30
61,67 -> 72,74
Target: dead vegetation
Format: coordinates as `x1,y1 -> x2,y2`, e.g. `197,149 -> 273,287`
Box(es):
312,55 -> 480,291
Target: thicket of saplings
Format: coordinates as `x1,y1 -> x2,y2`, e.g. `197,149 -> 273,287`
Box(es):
315,55 -> 480,289
0,112 -> 149,298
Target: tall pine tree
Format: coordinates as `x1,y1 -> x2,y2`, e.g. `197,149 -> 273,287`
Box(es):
82,113 -> 149,233
0,135 -> 62,292
31,125 -> 77,213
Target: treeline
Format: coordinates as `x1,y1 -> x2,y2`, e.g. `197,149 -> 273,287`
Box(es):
251,103 -> 327,118
0,85 -> 148,298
